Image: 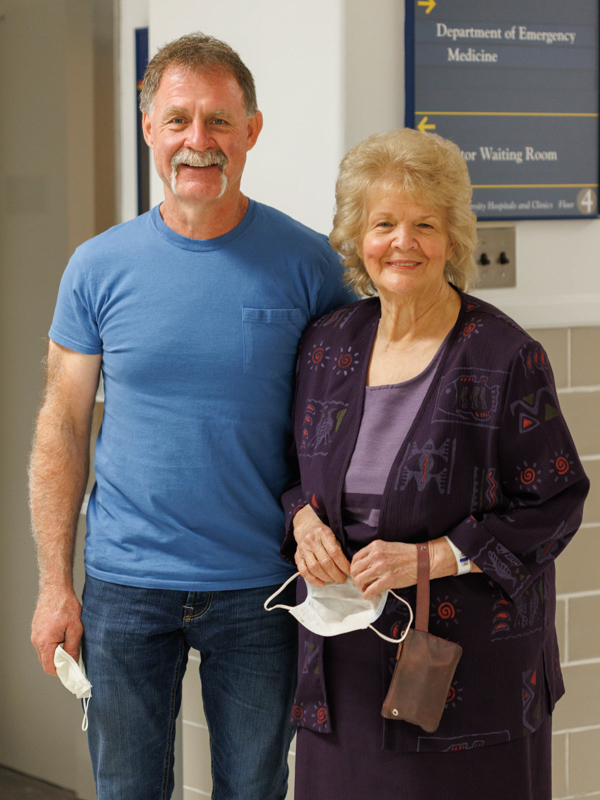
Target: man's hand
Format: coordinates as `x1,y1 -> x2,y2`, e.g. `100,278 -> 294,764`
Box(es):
292,504 -> 351,587
31,587 -> 83,676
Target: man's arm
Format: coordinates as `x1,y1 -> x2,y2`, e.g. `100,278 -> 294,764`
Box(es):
29,341 -> 101,676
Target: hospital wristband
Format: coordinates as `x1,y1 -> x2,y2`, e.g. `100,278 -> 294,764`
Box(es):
444,536 -> 471,575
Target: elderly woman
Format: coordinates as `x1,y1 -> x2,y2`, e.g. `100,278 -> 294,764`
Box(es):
279,129 -> 588,800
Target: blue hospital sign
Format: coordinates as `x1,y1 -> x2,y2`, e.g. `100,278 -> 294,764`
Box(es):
405,0 -> 599,219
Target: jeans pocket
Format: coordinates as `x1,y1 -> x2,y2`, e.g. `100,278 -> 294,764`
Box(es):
242,307 -> 305,378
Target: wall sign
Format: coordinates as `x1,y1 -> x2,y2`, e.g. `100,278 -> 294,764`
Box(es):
405,0 -> 599,220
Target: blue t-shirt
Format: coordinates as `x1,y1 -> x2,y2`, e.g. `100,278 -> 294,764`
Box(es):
50,200 -> 352,590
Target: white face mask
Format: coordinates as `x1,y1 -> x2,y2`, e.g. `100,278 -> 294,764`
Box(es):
264,572 -> 413,643
54,644 -> 92,731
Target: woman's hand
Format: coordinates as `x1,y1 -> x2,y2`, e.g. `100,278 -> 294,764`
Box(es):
351,537 -> 482,599
293,505 -> 351,587
350,540 -> 419,599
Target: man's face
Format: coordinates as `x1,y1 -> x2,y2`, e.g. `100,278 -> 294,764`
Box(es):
142,66 -> 262,208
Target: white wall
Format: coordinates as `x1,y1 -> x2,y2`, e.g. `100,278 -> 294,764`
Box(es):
344,0 -> 406,151
120,0 -> 600,331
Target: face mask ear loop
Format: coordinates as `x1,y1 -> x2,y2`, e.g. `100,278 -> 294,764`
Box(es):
368,592 -> 414,643
263,571 -> 301,612
81,697 -> 90,731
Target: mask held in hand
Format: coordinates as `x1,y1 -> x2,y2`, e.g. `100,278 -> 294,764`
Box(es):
54,644 -> 92,731
264,572 -> 413,643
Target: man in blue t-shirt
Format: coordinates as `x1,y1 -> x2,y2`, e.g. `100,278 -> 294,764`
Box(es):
29,32 -> 351,800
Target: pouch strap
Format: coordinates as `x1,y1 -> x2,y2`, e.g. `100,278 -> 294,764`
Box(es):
415,543 -> 430,633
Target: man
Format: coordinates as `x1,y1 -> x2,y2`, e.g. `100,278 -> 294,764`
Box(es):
29,32 -> 351,800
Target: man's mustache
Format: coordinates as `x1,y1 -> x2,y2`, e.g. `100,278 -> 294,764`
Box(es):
170,147 -> 228,171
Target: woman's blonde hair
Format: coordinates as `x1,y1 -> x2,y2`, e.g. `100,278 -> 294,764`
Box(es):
330,128 -> 478,295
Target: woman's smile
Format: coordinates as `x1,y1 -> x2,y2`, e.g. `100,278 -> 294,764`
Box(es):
358,189 -> 455,303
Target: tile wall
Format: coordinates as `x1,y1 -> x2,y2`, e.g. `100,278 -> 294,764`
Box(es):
537,326 -> 600,799
180,325 -> 600,800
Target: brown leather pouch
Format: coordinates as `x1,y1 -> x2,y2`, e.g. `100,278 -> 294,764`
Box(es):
381,543 -> 462,733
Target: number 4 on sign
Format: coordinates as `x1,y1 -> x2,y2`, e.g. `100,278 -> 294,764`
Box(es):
577,188 -> 597,215
418,0 -> 436,13
418,116 -> 436,133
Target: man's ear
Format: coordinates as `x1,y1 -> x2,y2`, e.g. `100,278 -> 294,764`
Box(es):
142,112 -> 154,149
246,110 -> 263,152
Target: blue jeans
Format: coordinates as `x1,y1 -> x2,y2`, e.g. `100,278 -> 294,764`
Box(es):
81,575 -> 297,800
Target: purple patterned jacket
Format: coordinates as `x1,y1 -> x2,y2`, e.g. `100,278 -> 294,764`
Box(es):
281,291 -> 589,753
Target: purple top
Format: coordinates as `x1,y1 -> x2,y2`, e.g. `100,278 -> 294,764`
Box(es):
344,341 -> 444,544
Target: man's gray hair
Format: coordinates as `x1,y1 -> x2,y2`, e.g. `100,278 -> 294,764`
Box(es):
139,31 -> 258,116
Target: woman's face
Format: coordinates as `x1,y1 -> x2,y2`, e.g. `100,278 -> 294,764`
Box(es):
358,188 -> 455,303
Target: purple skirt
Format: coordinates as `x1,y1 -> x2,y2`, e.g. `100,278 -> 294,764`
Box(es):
294,629 -> 552,800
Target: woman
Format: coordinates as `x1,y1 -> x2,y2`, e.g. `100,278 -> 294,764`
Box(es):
280,129 -> 588,800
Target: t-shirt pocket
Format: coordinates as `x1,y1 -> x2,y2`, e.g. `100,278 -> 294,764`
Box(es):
242,307 -> 305,378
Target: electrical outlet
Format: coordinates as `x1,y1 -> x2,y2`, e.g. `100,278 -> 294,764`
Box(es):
474,227 -> 516,288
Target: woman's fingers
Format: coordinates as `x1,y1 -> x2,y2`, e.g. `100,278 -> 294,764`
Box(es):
293,506 -> 350,585
351,540 -> 418,597
296,529 -> 350,585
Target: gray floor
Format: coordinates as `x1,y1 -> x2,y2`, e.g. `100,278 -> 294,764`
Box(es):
0,765 -> 78,800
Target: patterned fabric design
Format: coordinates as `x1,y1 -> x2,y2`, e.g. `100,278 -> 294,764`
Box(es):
280,291 -> 588,753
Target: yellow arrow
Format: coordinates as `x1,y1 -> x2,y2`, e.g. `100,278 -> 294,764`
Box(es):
418,116 -> 436,132
418,0 -> 436,14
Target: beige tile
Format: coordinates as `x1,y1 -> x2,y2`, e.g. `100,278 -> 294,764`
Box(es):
552,663 -> 600,731
531,328 -> 569,389
558,794 -> 600,799
76,514 -> 87,541
555,599 -> 566,658
91,402 -> 104,438
556,526 -> 600,595
569,728 -> 600,795
182,721 -> 212,795
286,751 -> 296,800
183,789 -> 209,799
582,461 -> 600,525
556,391 -> 600,457
571,328 -> 600,387
551,732 -> 568,798
87,403 -> 104,488
567,595 -> 600,662
182,656 -> 206,727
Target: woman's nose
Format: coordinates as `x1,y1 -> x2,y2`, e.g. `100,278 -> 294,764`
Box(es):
391,224 -> 417,250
